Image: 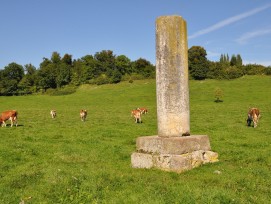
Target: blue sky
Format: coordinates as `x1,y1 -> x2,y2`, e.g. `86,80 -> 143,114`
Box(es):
1,0 -> 271,69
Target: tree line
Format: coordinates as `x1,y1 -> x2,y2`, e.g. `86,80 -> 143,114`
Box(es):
189,46 -> 271,80
0,50 -> 155,95
1,47 -> 270,96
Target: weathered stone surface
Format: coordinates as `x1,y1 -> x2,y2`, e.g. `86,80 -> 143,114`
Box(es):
136,135 -> 211,155
130,15 -> 219,173
154,154 -> 192,173
131,152 -> 153,169
203,151 -> 219,163
131,150 -> 219,173
156,16 -> 190,137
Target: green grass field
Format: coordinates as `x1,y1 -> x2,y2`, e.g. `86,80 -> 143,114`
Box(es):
0,75 -> 270,203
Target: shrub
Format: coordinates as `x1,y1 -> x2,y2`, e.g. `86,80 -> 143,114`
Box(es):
214,87 -> 223,102
46,86 -> 77,96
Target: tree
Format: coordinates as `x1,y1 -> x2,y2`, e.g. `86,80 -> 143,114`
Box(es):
51,51 -> 61,64
115,55 -> 132,75
188,46 -> 209,80
62,54 -> 72,65
19,64 -> 37,94
94,50 -> 116,76
132,58 -> 155,78
236,54 -> 243,67
80,55 -> 98,82
37,59 -> 56,90
214,87 -> 223,102
56,62 -> 71,88
0,62 -> 24,95
230,55 -> 237,66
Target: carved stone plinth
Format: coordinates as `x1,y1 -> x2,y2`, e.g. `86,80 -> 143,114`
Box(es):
131,135 -> 218,173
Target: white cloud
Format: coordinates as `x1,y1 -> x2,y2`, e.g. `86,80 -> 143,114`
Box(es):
236,28 -> 271,44
188,4 -> 271,39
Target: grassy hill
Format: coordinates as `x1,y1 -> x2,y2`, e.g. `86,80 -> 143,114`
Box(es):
0,76 -> 270,203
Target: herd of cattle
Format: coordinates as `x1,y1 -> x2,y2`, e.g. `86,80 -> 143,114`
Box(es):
0,107 -> 260,128
50,109 -> 88,121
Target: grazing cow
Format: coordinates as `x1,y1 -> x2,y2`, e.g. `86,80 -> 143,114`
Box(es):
131,109 -> 142,123
0,110 -> 18,127
137,107 -> 148,114
247,108 -> 260,128
50,110 -> 57,118
80,110 -> 87,122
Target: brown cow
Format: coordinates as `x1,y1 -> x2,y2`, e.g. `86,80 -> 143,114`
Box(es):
247,108 -> 260,128
50,110 -> 57,118
80,110 -> 87,122
137,107 -> 148,114
0,110 -> 18,127
131,109 -> 142,123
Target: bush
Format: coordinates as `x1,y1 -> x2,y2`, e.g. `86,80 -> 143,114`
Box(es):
214,87 -> 223,102
95,74 -> 110,85
46,86 -> 77,96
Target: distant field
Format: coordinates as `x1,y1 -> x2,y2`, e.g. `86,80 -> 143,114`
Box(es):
0,76 -> 270,203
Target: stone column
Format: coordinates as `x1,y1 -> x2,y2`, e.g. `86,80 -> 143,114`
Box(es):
131,15 -> 218,173
156,16 -> 190,137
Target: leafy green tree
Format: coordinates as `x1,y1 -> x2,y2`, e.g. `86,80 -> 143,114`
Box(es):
37,59 -> 56,90
132,58 -> 155,78
110,70 -> 122,83
2,62 -> 24,82
236,54 -> 243,67
70,59 -> 83,86
51,51 -> 61,64
80,55 -> 98,82
214,87 -> 223,102
244,64 -> 266,75
230,55 -> 237,66
0,62 -> 24,95
115,55 -> 132,75
188,46 -> 209,80
94,50 -> 116,76
62,54 -> 72,65
19,64 -> 37,94
225,65 -> 243,79
56,63 -> 71,88
219,54 -> 230,65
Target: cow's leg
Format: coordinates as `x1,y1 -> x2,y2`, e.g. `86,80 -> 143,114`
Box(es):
253,115 -> 257,128
14,117 -> 18,127
10,118 -> 14,127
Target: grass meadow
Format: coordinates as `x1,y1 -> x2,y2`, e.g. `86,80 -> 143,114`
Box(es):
0,75 -> 271,204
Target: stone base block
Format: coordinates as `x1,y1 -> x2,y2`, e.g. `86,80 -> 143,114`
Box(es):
131,150 -> 218,173
131,135 -> 218,173
136,135 -> 211,154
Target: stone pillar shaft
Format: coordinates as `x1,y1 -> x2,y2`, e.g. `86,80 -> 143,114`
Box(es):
156,16 -> 190,137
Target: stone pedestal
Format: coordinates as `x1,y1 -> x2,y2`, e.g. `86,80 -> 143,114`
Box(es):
131,135 -> 218,173
131,15 -> 218,173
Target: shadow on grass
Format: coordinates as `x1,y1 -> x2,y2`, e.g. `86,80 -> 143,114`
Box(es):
214,99 -> 223,103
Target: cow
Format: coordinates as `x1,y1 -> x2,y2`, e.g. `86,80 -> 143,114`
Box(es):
247,108 -> 260,128
131,109 -> 142,123
0,110 -> 18,127
50,110 -> 57,118
80,110 -> 87,122
137,107 -> 148,114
